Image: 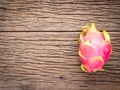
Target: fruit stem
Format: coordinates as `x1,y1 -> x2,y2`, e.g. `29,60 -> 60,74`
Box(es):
90,23 -> 97,32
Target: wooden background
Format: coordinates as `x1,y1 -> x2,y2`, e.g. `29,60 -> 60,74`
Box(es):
0,0 -> 120,90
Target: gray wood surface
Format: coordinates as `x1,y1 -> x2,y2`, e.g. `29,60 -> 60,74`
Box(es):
0,0 -> 120,90
0,32 -> 120,90
0,0 -> 120,31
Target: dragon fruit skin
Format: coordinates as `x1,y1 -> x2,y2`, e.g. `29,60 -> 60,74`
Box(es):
78,23 -> 112,73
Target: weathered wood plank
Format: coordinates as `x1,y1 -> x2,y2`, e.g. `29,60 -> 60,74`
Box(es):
0,0 -> 120,31
0,32 -> 120,90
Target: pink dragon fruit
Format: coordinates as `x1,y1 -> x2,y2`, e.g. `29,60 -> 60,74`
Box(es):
78,23 -> 112,73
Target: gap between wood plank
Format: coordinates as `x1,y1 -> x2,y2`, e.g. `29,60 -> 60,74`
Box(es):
0,31 -> 120,32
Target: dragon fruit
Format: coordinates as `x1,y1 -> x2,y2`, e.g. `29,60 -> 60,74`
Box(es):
78,23 -> 112,73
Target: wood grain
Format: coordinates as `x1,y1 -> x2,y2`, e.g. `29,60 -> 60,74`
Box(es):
0,0 -> 120,31
0,0 -> 120,90
0,32 -> 120,90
